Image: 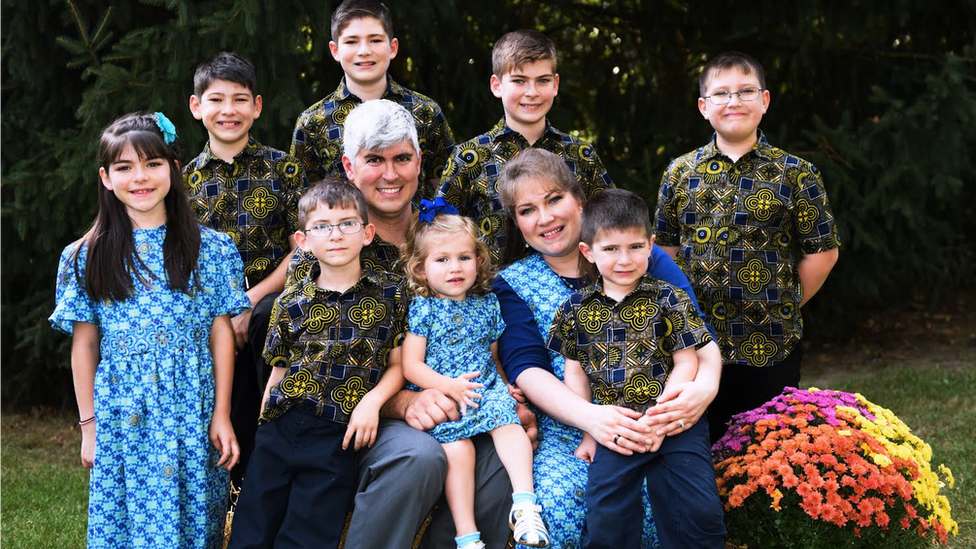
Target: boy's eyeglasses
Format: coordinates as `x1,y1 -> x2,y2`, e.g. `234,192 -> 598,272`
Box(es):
303,221 -> 364,238
703,87 -> 764,105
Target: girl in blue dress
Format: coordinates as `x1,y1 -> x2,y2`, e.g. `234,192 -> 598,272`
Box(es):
401,200 -> 550,549
49,112 -> 251,549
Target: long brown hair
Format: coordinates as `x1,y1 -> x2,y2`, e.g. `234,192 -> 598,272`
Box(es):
74,112 -> 201,302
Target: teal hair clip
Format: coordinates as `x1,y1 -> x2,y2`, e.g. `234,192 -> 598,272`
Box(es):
153,112 -> 178,144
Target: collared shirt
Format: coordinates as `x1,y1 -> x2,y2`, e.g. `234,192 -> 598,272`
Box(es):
545,274 -> 712,414
290,76 -> 455,200
284,234 -> 403,288
183,138 -> 308,286
654,131 -> 840,367
438,118 -> 614,260
260,264 -> 408,424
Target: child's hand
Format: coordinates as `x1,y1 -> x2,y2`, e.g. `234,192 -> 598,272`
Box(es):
637,415 -> 667,453
209,413 -> 240,471
574,432 -> 597,463
443,371 -> 484,415
507,383 -> 527,404
344,394 -> 381,451
80,422 -> 96,468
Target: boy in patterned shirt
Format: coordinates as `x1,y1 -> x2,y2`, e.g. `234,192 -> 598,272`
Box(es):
290,0 -> 454,201
439,29 -> 614,260
546,189 -> 725,549
653,51 -> 840,443
182,51 -> 308,484
228,180 -> 408,549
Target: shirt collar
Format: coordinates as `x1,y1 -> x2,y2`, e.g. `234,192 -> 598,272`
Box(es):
581,272 -> 662,304
193,136 -> 262,170
698,129 -> 774,164
491,117 -> 560,143
334,76 -> 405,102
299,259 -> 385,298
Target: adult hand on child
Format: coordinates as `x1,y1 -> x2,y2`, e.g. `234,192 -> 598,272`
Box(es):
403,388 -> 462,431
209,414 -> 240,471
582,404 -> 652,456
80,422 -> 96,468
516,402 -> 539,450
442,371 -> 484,415
230,309 -> 252,350
642,379 -> 716,437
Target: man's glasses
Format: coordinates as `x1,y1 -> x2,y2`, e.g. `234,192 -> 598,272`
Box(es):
303,221 -> 364,238
703,87 -> 764,105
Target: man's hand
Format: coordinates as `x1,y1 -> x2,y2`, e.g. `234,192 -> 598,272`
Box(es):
403,388 -> 462,431
230,309 -> 253,350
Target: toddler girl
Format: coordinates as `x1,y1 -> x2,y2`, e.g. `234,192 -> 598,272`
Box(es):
49,112 -> 251,549
402,199 -> 549,549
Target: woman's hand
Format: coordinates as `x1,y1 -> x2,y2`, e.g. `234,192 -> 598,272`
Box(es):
581,404 -> 653,456
209,413 -> 240,471
442,371 -> 484,415
80,422 -> 96,468
642,379 -> 718,437
516,403 -> 539,450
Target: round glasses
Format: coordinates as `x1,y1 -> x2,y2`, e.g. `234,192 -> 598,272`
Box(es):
303,221 -> 364,238
703,87 -> 764,105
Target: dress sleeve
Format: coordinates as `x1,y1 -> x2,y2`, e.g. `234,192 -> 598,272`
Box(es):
49,243 -> 97,334
492,276 -> 553,383
485,293 -> 506,342
210,231 -> 252,318
408,295 -> 432,338
648,245 -> 716,342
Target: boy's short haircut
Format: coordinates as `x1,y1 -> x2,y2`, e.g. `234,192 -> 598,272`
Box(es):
580,188 -> 653,245
298,178 -> 369,228
330,0 -> 394,41
491,30 -> 558,77
699,51 -> 766,97
497,148 -> 583,216
192,52 -> 257,97
342,99 -> 420,163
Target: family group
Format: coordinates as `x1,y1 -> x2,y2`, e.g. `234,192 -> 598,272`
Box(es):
49,1 -> 840,548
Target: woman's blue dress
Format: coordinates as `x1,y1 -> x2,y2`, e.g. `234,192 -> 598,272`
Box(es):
50,226 -> 251,549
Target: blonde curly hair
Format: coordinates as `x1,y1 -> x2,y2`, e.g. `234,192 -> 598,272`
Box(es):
401,214 -> 495,298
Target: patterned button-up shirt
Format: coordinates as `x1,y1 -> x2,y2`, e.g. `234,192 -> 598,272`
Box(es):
183,138 -> 308,286
260,265 -> 408,424
546,274 -> 712,414
438,118 -> 614,260
654,132 -> 840,367
284,234 -> 402,288
290,77 -> 455,200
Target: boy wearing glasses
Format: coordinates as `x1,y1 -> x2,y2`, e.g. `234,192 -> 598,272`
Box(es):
229,179 -> 409,548
653,51 -> 840,444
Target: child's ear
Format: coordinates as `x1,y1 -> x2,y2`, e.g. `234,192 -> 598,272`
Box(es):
489,74 -> 503,98
760,89 -> 771,114
328,41 -> 340,62
252,94 -> 263,119
98,167 -> 112,191
362,223 -> 375,246
648,234 -> 656,248
579,241 -> 596,264
698,97 -> 709,120
189,95 -> 203,121
552,73 -> 560,97
294,229 -> 309,251
389,37 -> 399,59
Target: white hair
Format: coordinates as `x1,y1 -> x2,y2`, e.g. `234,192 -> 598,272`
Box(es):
342,99 -> 420,163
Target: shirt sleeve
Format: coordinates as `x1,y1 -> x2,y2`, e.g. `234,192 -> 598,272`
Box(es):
48,243 -> 97,334
661,286 -> 715,355
544,298 -> 587,366
653,160 -> 682,247
278,155 -> 309,234
492,276 -> 553,383
436,145 -> 477,218
390,278 -> 410,347
290,112 -> 326,184
648,245 -> 716,341
578,142 -> 615,197
407,295 -> 431,338
790,162 -> 841,254
422,104 -> 456,184
263,295 -> 294,368
210,231 -> 252,318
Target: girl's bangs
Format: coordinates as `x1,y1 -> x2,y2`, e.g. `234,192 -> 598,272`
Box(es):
103,130 -> 171,165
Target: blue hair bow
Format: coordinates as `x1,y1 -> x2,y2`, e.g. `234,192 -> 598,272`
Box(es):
153,112 -> 178,144
418,197 -> 459,224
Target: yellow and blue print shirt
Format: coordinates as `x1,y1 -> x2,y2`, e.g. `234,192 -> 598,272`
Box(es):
654,132 -> 840,367
546,274 -> 712,414
290,77 -> 455,200
438,118 -> 614,260
261,265 -> 408,424
183,138 -> 308,286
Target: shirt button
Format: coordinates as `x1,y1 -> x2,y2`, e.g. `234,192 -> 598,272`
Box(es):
162,464 -> 175,478
128,414 -> 141,425
150,374 -> 159,383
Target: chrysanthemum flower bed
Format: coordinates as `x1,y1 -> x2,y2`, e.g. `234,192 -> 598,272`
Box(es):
713,387 -> 958,549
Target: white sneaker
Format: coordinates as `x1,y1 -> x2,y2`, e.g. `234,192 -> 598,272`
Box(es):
457,540 -> 486,549
509,501 -> 549,547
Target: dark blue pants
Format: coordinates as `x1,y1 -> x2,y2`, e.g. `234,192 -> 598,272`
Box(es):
582,417 -> 725,549
228,407 -> 357,549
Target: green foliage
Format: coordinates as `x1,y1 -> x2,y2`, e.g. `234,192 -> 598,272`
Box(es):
3,0 -> 975,406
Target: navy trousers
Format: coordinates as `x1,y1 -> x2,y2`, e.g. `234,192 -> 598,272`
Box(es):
228,407 -> 357,549
582,417 -> 725,549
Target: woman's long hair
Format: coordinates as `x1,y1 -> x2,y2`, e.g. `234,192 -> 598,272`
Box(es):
74,112 -> 201,302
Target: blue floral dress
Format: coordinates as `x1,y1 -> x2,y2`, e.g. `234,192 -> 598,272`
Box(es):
499,254 -> 658,549
408,293 -> 520,443
49,226 -> 251,549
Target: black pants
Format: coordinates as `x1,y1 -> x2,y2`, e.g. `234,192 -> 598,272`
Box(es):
228,407 -> 357,549
229,292 -> 279,486
707,342 -> 804,444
